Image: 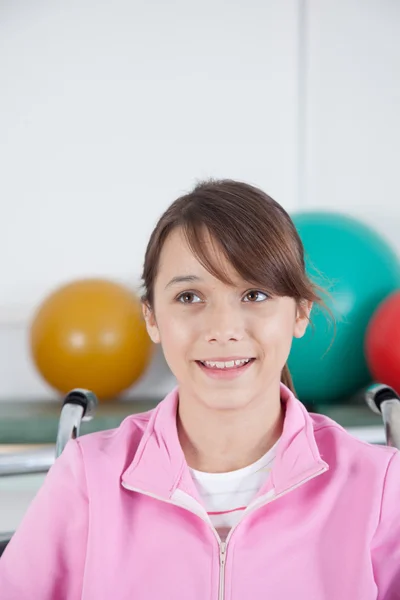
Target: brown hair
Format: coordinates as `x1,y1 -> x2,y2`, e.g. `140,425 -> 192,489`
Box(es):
141,179 -> 325,395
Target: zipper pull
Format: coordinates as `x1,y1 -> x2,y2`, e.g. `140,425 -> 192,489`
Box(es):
220,541 -> 227,566
219,542 -> 227,600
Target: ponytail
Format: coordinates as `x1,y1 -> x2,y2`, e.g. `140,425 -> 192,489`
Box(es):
281,364 -> 296,395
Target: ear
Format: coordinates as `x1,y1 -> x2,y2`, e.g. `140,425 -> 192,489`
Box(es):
293,300 -> 313,339
142,302 -> 161,344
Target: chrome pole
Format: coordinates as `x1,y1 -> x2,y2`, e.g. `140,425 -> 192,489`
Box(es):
365,383 -> 400,450
0,389 -> 98,477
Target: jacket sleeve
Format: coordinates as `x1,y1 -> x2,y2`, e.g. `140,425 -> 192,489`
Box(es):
0,439 -> 88,600
372,449 -> 400,600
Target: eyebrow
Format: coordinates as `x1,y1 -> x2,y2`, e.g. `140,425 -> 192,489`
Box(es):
165,275 -> 202,289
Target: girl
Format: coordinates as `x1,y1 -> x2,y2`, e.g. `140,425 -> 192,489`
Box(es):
1,179 -> 400,599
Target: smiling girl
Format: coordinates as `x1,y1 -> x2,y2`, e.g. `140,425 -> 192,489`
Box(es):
1,179 -> 400,599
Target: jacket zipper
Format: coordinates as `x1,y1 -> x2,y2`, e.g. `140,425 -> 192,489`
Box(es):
219,541 -> 227,600
122,464 -> 327,600
215,465 -> 328,598
121,484 -> 225,595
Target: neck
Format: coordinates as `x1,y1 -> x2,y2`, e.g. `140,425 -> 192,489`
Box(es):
177,384 -> 284,473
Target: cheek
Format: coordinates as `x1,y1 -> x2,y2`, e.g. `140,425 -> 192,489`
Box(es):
255,312 -> 296,351
155,310 -> 197,364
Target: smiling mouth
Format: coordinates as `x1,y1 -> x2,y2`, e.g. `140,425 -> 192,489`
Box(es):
197,358 -> 255,370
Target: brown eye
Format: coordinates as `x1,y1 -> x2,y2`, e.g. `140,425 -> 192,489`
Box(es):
177,292 -> 201,304
244,290 -> 268,303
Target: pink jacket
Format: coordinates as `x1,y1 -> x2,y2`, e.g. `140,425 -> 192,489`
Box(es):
1,384 -> 400,599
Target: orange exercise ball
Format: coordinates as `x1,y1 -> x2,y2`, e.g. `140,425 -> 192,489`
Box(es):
30,279 -> 153,401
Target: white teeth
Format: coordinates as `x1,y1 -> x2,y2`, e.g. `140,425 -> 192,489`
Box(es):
201,358 -> 251,369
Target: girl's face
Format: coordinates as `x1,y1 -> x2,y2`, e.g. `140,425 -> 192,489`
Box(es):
143,228 -> 311,411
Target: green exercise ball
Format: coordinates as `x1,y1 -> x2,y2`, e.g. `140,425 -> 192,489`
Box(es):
288,211 -> 400,406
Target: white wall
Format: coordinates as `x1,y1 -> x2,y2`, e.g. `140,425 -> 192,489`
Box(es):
303,0 -> 400,246
2,0 -> 400,402
1,0 -> 301,400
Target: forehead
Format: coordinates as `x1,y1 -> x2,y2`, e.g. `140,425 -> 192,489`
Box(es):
156,228 -> 238,285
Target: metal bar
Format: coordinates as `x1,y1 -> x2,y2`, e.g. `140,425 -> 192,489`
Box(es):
0,446 -> 55,476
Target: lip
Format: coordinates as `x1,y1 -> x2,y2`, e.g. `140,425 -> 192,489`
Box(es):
195,358 -> 256,380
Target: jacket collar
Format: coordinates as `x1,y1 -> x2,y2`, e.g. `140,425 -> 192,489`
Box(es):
121,384 -> 329,499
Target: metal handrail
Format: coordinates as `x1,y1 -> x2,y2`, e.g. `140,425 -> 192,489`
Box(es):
0,446 -> 56,476
365,383 -> 400,450
0,389 -> 98,557
0,388 -> 97,477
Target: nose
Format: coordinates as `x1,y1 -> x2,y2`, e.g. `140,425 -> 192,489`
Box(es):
204,303 -> 245,344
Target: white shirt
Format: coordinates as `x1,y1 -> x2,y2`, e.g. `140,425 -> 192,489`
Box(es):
190,441 -> 278,541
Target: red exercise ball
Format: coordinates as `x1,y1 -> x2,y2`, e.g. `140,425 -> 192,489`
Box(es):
365,290 -> 400,393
